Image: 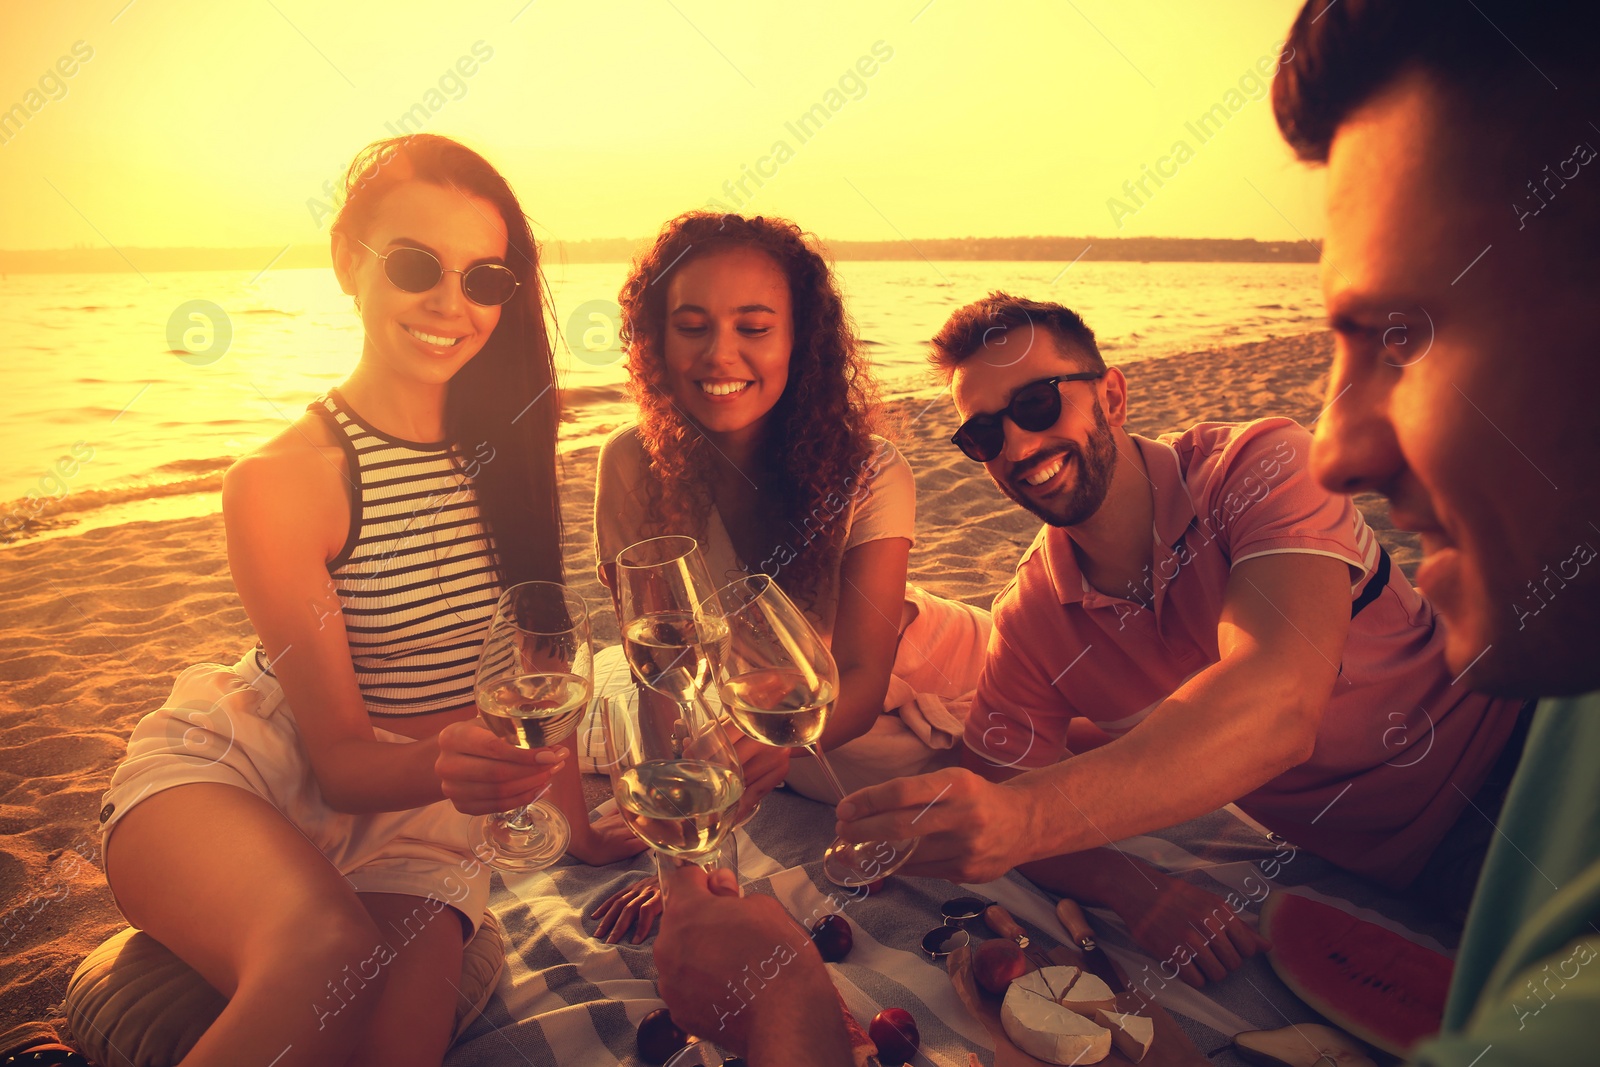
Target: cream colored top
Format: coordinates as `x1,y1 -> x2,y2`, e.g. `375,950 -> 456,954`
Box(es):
592,424 -> 915,640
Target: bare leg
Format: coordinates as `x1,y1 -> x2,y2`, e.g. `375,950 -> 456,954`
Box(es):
104,784 -> 387,1067
343,893 -> 468,1067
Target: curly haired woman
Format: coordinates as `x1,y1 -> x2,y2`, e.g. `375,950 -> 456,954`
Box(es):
585,212 -> 992,942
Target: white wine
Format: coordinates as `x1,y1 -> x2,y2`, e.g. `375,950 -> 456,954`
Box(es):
719,669 -> 835,748
477,672 -> 591,748
615,759 -> 744,857
622,612 -> 730,702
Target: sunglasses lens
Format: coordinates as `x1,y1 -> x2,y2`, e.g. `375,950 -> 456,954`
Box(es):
954,420 -> 1003,463
1011,381 -> 1064,431
383,247 -> 442,293
463,265 -> 518,306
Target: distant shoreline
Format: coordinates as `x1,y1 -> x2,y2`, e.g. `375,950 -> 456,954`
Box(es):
0,235 -> 1319,275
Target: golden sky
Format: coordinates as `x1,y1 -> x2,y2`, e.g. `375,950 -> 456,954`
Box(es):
0,0 -> 1324,250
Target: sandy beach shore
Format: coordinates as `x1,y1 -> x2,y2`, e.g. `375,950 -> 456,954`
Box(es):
0,329 -> 1418,1037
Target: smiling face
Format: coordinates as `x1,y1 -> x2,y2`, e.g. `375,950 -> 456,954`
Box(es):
951,327 -> 1121,528
1313,70 -> 1600,696
333,180 -> 510,390
661,246 -> 794,440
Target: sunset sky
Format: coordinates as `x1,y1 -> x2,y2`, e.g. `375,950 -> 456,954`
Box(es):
1,0 -> 1324,252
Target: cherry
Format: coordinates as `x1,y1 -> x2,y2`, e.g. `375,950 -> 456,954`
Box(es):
810,914 -> 854,962
869,1007 -> 920,1065
637,1007 -> 691,1064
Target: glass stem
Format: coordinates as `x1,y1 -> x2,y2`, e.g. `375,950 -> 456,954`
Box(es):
806,744 -> 851,803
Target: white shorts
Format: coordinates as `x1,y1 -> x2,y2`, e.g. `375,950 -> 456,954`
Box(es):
99,649 -> 491,935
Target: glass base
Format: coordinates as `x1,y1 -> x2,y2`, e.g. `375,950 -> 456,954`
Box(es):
822,835 -> 918,887
470,799 -> 571,873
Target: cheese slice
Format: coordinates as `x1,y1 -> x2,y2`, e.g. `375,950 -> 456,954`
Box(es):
1094,1009 -> 1154,1063
1054,966 -> 1114,1011
1000,967 -> 1112,1064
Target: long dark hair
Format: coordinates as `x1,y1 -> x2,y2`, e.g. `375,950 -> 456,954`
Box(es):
618,212 -> 878,605
331,134 -> 563,589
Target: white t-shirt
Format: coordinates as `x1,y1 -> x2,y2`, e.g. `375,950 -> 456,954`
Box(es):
592,425 -> 915,640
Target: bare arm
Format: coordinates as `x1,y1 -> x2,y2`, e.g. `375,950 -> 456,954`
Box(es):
838,552 -> 1353,880
223,445 -> 448,815
820,536 -> 911,751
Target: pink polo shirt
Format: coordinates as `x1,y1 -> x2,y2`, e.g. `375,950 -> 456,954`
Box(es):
964,417 -> 1521,888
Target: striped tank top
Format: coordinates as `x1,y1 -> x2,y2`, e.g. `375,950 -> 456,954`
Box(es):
260,390 -> 502,715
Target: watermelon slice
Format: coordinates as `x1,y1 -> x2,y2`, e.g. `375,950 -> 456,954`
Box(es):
1259,891 -> 1453,1057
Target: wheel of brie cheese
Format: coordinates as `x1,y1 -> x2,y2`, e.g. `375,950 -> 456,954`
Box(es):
999,966 -> 1113,1064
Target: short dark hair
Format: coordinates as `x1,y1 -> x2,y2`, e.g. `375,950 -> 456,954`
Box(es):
1273,0 -> 1599,163
929,292 -> 1106,381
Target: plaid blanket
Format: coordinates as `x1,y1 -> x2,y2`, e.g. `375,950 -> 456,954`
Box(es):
445,785 -> 1458,1066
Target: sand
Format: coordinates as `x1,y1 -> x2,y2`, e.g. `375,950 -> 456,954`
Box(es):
0,329 -> 1419,1038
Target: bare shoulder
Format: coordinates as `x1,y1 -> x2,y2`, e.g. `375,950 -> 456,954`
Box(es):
223,409 -> 350,561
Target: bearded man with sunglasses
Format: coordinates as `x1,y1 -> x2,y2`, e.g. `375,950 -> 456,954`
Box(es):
835,292 -> 1525,987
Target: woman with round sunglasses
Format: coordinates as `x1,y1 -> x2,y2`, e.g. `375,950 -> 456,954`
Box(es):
575,212 -> 993,942
94,135 -> 637,1067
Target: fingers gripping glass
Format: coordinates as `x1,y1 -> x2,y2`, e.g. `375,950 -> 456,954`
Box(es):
356,238 -> 519,306
951,372 -> 1104,463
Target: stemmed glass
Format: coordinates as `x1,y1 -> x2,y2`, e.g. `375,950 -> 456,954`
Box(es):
614,535 -> 730,717
469,581 -> 593,873
714,573 -> 920,887
598,685 -> 746,872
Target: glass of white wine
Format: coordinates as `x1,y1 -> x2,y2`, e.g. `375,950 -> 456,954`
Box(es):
598,685 -> 746,875
714,573 -> 920,887
615,535 -> 730,714
470,581 -> 593,873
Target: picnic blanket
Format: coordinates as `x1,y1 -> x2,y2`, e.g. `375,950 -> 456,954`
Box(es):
445,783 -> 1461,1066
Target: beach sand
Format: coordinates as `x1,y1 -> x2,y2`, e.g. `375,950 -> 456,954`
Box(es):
0,330 -> 1418,1038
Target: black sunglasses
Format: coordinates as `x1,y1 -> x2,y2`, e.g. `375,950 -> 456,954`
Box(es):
951,372 -> 1104,462
356,239 -> 519,307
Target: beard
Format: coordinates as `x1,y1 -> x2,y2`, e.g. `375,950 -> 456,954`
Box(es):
998,400 -> 1118,528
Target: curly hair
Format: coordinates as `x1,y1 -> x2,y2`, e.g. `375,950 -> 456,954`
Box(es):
617,212 -> 879,607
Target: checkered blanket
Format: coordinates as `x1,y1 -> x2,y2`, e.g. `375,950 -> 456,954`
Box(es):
444,784 -> 1457,1066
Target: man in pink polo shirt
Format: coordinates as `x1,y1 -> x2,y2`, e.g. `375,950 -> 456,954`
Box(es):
836,292 -> 1524,986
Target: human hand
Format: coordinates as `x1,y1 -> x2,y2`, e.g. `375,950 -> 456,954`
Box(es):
434,720 -> 565,815
834,767 -> 1035,883
1117,873 -> 1269,988
725,724 -> 790,819
654,864 -> 847,1061
567,809 -> 649,867
590,876 -> 664,944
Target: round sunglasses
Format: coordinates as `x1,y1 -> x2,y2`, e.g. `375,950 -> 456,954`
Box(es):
950,371 -> 1104,462
356,238 -> 519,307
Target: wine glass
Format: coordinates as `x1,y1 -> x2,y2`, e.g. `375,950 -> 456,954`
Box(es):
469,581 -> 593,873
598,685 -> 746,873
614,535 -> 729,714
714,573 -> 920,887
